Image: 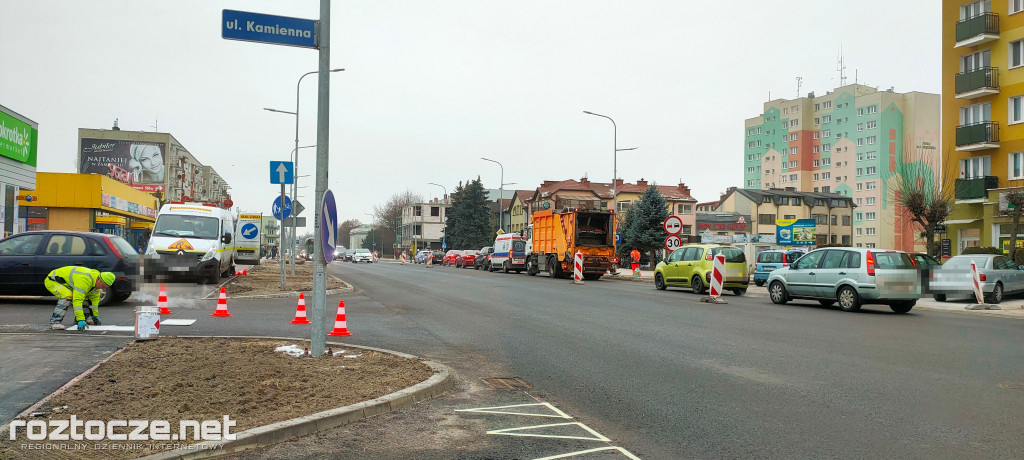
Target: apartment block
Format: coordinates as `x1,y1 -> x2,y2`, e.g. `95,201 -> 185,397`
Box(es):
743,84 -> 939,250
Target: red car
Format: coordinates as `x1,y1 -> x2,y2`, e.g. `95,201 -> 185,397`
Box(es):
442,249 -> 460,266
455,250 -> 478,268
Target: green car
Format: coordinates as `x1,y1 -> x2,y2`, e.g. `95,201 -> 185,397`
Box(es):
654,244 -> 749,295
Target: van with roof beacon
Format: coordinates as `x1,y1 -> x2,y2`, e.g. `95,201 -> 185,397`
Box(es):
145,202 -> 236,284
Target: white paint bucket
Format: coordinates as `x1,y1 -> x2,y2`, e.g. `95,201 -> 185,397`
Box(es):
135,306 -> 160,340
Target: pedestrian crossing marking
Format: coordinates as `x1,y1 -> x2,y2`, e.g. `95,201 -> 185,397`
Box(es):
534,446 -> 642,460
456,402 -> 572,419
486,421 -> 610,442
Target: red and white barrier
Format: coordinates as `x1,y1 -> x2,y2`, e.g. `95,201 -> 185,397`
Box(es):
426,253 -> 433,268
401,251 -> 407,265
572,251 -> 584,284
970,261 -> 984,304
709,254 -> 725,298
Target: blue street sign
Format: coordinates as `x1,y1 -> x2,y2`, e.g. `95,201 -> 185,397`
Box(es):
615,232 -> 622,245
270,161 -> 294,184
321,190 -> 338,263
240,223 -> 259,240
272,196 -> 292,220
442,241 -> 447,250
222,10 -> 317,49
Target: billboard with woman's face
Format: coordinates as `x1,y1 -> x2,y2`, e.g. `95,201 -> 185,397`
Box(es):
80,139 -> 166,192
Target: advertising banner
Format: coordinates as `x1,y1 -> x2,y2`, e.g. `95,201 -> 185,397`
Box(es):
80,138 -> 166,192
775,218 -> 817,246
0,109 -> 37,167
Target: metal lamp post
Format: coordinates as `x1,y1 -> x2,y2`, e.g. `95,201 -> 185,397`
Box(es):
583,110 -> 636,250
428,182 -> 448,250
264,67 -> 343,275
481,157 -> 504,233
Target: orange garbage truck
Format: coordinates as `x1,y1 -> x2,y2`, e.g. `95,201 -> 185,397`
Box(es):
527,208 -> 616,279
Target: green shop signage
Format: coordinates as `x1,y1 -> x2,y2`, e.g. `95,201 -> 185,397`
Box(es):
0,110 -> 38,167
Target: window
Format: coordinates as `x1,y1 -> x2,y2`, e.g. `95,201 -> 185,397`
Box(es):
961,155 -> 992,179
679,204 -> 693,214
822,129 -> 831,137
856,182 -> 863,191
782,148 -> 789,155
823,101 -> 832,109
821,186 -> 831,193
431,206 -> 440,217
1012,152 -> 1024,179
790,133 -> 798,141
790,119 -> 798,127
757,127 -> 761,134
790,174 -> 798,181
856,228 -> 863,236
857,153 -> 864,161
789,161 -> 798,168
867,105 -> 877,114
857,168 -> 864,176
866,181 -> 877,190
792,198 -> 801,206
961,102 -> 992,125
866,197 -> 876,205
866,166 -> 877,175
835,133 -> 843,139
791,147 -> 798,154
813,146 -> 820,154
856,212 -> 863,220
813,173 -> 820,180
783,108 -> 788,115
815,103 -> 820,111
857,123 -> 864,131
758,214 -> 774,225
822,158 -> 831,166
812,160 -> 819,167
763,196 -> 773,203
866,243 -> 876,248
866,227 -> 876,235
831,215 -> 838,226
414,206 -> 422,216
0,234 -> 44,255
42,235 -> 90,256
823,143 -> 831,152
857,108 -> 864,116
866,136 -> 877,145
823,115 -> 832,123
857,138 -> 865,146
1012,96 -> 1024,125
1013,40 -> 1024,69
867,120 -> 876,129
867,151 -> 877,160
856,198 -> 863,205
866,212 -> 876,220
747,179 -> 754,187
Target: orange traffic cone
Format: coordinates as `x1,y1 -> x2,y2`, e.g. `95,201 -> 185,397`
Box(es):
327,300 -> 352,336
158,283 -> 171,315
291,293 -> 311,324
211,287 -> 231,317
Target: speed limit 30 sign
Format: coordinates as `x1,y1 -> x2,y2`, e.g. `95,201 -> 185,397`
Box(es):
665,234 -> 683,251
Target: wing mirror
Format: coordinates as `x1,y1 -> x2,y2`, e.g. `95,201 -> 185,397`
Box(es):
222,233 -> 232,244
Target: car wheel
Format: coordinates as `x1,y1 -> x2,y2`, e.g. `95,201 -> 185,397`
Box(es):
691,275 -> 706,295
206,269 -> 220,285
985,282 -> 1004,304
732,288 -> 746,296
655,273 -> 667,290
527,258 -> 537,276
515,269 -> 523,274
933,293 -> 946,302
503,262 -> 510,274
818,300 -> 835,307
754,280 -> 765,287
890,300 -> 916,314
769,281 -> 788,304
837,286 -> 861,312
547,257 -> 558,278
474,263 -> 480,270
98,287 -> 114,306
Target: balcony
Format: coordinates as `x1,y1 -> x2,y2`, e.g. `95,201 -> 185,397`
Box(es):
955,13 -> 999,48
955,121 -> 999,151
955,176 -> 998,200
955,67 -> 999,99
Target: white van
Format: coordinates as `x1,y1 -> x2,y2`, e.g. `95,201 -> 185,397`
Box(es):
488,232 -> 527,273
146,202 -> 236,283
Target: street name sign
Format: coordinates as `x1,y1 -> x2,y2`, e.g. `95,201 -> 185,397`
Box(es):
222,10 -> 317,49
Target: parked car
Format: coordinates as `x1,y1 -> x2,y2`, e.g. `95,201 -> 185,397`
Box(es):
0,230 -> 138,305
431,249 -> 444,264
752,249 -> 805,287
456,250 -> 478,268
442,249 -> 461,266
908,252 -> 941,293
474,246 -> 494,270
352,249 -> 374,263
414,250 -> 431,264
930,254 -> 1024,304
767,248 -> 920,313
653,244 -> 749,295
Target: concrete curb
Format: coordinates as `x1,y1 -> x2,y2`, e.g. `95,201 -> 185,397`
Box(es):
203,275 -> 353,300
130,336 -> 453,460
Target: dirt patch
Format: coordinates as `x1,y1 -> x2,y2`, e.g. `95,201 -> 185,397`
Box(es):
0,337 -> 434,459
225,260 -> 348,297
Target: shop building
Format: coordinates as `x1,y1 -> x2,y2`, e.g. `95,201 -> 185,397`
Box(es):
0,104 -> 38,237
17,173 -> 158,250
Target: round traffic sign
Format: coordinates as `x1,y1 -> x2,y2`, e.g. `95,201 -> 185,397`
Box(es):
663,215 -> 683,235
240,223 -> 259,240
665,234 -> 682,252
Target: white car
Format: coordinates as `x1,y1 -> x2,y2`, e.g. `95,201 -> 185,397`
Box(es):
352,249 -> 373,263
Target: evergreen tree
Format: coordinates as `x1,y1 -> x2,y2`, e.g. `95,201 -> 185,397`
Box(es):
625,185 -> 670,265
445,177 -> 492,249
616,206 -> 636,261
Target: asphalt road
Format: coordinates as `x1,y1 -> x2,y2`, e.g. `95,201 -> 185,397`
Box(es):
3,261 -> 1024,458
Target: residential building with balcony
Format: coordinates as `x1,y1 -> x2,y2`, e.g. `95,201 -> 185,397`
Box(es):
943,0 -> 1024,254
743,84 -> 939,251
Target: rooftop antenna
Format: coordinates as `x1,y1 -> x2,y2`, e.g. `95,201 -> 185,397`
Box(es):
837,45 -> 847,86
151,115 -> 158,132
796,76 -> 803,98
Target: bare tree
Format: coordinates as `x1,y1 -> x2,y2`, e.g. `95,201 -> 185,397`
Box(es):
891,143 -> 954,257
337,219 -> 361,249
372,190 -> 422,234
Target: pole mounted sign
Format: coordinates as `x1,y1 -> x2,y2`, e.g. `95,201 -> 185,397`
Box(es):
320,189 -> 338,263
222,10 -> 318,49
269,161 -> 294,185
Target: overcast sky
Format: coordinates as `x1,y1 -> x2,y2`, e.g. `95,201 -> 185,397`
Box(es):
2,0 -> 940,233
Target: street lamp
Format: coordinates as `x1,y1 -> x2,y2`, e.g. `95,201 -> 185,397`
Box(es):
584,110 -> 637,250
481,157 -> 504,233
265,67 -> 343,275
428,182 -> 447,250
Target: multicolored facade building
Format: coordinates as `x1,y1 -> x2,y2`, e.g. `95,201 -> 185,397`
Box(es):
942,0 -> 1024,255
743,84 -> 939,250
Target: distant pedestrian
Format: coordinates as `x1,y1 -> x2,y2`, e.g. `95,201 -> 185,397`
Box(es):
630,248 -> 641,278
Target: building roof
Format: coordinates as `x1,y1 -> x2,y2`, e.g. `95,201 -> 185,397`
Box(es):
726,187 -> 854,204
530,178 -> 696,202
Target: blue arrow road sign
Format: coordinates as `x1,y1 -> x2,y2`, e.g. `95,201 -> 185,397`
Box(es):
270,161 -> 294,184
272,196 -> 292,220
240,223 -> 259,240
222,10 -> 317,49
321,190 -> 338,263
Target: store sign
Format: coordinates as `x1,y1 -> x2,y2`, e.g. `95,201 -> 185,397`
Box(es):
696,215 -> 749,232
776,218 -> 816,246
80,138 -> 166,191
0,110 -> 37,167
101,193 -> 157,218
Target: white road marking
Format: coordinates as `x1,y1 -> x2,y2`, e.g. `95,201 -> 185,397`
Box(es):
486,421 -> 611,442
161,319 -> 196,326
533,446 -> 642,460
68,326 -> 134,332
456,402 -> 572,419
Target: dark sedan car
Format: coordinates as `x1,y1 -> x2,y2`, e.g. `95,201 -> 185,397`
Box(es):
431,250 -> 444,264
456,250 -> 478,268
474,246 -> 494,270
0,231 -> 138,305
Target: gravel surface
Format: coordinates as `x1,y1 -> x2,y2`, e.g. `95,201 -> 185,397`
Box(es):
225,260 -> 348,297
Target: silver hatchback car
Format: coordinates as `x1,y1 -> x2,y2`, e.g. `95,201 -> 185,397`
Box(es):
767,247 -> 921,313
929,254 -> 1024,304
